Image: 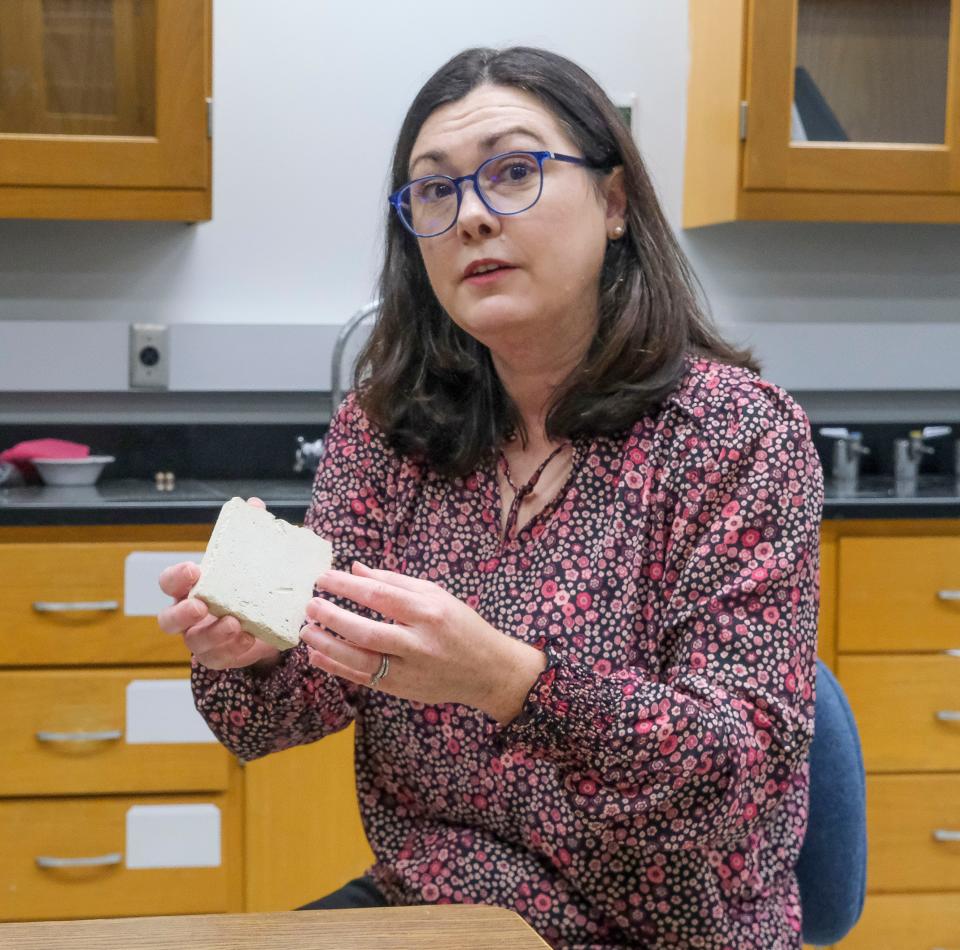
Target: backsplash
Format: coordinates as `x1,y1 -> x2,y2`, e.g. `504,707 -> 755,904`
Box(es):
2,419 -> 956,483
810,422 -> 957,479
0,423 -> 326,481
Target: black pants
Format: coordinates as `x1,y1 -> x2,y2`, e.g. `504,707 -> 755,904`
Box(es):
297,875 -> 389,910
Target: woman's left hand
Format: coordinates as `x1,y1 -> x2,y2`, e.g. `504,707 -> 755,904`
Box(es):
301,562 -> 546,723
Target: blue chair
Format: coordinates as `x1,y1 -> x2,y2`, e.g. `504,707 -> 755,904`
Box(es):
796,660 -> 867,946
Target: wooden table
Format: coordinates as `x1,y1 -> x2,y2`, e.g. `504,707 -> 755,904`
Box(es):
0,905 -> 551,949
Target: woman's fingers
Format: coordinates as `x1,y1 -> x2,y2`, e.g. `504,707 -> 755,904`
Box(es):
155,512 -> 280,671
305,597 -> 409,654
315,569 -> 429,625
304,634 -> 381,684
183,614 -> 280,671
351,561 -> 432,592
195,635 -> 270,671
158,560 -> 201,600
182,612 -> 248,654
157,594 -> 208,635
301,623 -> 383,678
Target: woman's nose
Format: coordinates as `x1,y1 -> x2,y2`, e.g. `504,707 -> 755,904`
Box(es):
456,182 -> 500,240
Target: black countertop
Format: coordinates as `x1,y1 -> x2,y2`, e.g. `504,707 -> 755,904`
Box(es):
2,415 -> 958,526
1,475 -> 958,527
0,478 -> 314,526
821,475 -> 960,520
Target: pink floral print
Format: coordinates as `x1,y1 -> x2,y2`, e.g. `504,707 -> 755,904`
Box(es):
192,357 -> 823,949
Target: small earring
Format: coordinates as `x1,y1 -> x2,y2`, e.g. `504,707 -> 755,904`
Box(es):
611,225 -> 625,239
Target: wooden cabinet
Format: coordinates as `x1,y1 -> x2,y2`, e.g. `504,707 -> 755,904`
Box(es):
864,775 -> 960,894
0,541 -> 204,665
837,536 -> 960,653
0,794 -> 239,922
244,729 -> 375,912
822,519 -> 960,949
837,893 -> 960,950
0,522 -> 372,921
16,513 -> 958,933
0,0 -> 211,220
0,668 -> 230,796
684,0 -> 960,225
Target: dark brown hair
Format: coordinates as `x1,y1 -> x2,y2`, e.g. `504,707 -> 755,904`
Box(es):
355,46 -> 758,477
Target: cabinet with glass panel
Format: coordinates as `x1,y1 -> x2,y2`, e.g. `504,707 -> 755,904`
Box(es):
0,0 -> 211,220
684,0 -> 960,225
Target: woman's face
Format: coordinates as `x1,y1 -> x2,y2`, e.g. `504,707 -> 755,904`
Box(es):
408,84 -> 625,356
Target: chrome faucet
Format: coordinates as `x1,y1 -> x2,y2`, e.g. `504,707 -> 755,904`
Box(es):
893,425 -> 952,491
293,436 -> 324,474
819,428 -> 870,489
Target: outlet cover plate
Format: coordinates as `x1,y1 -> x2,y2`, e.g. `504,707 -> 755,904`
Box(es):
130,324 -> 169,390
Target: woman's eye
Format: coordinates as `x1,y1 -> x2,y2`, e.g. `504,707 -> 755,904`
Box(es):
486,156 -> 537,185
415,180 -> 454,202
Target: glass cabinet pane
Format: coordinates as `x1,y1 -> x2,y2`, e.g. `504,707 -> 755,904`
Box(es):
0,0 -> 156,136
793,0 -> 951,145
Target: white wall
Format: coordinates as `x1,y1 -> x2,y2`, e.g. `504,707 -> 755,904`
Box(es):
0,0 -> 957,414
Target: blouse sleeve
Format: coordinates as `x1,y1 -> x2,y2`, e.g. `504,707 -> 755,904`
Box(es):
494,379 -> 823,851
191,393 -> 402,762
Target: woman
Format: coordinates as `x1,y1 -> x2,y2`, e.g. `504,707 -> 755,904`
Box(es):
159,47 -> 822,950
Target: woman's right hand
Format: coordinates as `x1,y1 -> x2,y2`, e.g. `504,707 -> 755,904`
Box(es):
157,499 -> 281,672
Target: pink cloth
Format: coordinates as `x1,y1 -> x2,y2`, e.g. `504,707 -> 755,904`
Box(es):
0,439 -> 90,479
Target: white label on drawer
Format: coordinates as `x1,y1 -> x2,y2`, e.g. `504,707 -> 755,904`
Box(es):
124,551 -> 204,616
125,679 -> 217,744
125,804 -> 221,869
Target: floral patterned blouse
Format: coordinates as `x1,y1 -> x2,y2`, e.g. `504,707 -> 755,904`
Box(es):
192,356 -> 823,950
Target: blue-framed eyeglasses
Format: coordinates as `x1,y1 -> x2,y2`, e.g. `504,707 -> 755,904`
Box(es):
389,150 -> 588,238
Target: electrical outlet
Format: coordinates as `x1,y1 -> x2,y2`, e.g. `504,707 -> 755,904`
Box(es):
130,324 -> 169,390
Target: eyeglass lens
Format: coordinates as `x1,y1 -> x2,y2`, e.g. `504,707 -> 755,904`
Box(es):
400,152 -> 544,237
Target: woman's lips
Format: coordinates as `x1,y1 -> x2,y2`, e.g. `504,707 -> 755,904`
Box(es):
463,265 -> 516,285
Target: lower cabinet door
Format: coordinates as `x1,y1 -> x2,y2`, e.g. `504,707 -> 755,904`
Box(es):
0,794 -> 236,921
867,774 -> 960,892
838,893 -> 960,948
838,654 -> 960,772
0,668 -> 229,797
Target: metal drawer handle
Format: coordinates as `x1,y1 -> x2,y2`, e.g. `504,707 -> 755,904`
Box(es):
938,590 -> 960,601
32,601 -> 119,613
936,711 -> 960,722
946,650 -> 960,658
36,852 -> 122,869
35,730 -> 123,743
933,830 -> 960,843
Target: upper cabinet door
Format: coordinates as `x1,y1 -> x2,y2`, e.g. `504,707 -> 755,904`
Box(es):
744,0 -> 960,194
0,0 -> 207,190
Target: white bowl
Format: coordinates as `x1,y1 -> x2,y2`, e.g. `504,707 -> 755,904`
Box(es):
33,456 -> 116,486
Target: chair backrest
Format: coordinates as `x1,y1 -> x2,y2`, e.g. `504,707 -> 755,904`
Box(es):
795,660 -> 867,946
330,300 -> 380,412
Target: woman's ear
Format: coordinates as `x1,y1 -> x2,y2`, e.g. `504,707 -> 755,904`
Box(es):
602,166 -> 628,229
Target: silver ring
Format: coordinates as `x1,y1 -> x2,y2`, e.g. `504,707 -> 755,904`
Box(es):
368,653 -> 390,689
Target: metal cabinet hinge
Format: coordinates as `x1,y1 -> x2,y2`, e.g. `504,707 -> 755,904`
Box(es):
206,97 -> 213,139
739,101 -> 748,141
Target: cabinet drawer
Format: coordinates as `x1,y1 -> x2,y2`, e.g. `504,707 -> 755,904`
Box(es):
0,669 -> 228,796
838,536 -> 960,652
0,794 -> 235,922
838,655 -> 960,772
0,542 -> 203,665
867,774 -> 960,892
837,892 -> 960,949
